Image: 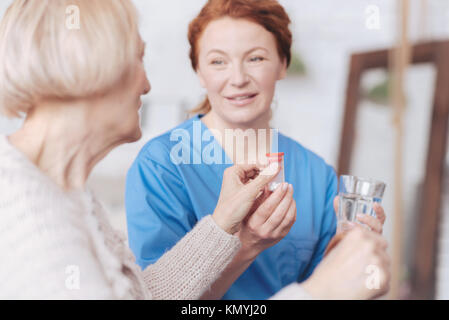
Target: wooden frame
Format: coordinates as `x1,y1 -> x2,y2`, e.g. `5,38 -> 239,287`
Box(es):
337,40 -> 449,299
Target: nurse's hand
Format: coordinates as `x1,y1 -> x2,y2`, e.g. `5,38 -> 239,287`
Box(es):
324,196 -> 386,256
333,196 -> 386,234
235,183 -> 296,260
212,163 -> 281,235
301,226 -> 391,299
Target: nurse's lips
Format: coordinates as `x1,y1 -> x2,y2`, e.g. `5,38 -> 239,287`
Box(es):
225,92 -> 259,106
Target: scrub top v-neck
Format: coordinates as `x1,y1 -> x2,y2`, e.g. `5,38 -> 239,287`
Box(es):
125,114 -> 337,300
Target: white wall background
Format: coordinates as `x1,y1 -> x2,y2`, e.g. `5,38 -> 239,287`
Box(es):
1,0 -> 449,299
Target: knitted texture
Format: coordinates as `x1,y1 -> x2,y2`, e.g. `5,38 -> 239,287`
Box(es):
142,215 -> 244,299
0,135 -> 241,299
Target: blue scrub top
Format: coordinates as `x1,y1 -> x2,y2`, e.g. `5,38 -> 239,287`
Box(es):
125,114 -> 337,300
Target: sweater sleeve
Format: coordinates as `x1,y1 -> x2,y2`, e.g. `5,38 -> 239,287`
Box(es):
141,215 -> 241,300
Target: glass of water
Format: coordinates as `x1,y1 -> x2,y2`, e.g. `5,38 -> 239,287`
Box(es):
337,175 -> 386,231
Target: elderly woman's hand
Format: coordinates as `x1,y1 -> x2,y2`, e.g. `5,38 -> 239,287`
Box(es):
302,226 -> 391,300
235,183 -> 296,260
212,163 -> 281,234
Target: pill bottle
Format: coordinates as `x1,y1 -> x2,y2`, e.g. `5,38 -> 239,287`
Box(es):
266,152 -> 285,191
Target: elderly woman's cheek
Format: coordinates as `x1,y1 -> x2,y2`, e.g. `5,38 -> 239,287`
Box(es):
124,109 -> 142,141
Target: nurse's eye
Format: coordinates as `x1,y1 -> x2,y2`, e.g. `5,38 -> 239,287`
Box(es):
249,56 -> 265,62
211,59 -> 226,66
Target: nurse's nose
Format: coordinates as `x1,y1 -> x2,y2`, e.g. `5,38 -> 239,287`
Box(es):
230,63 -> 249,88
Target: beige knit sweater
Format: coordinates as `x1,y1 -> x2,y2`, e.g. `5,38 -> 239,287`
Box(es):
0,134 -> 310,300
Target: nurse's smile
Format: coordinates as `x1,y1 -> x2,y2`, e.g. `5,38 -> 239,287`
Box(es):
224,92 -> 259,106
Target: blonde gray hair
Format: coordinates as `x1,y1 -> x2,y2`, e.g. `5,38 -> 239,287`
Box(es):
0,0 -> 140,118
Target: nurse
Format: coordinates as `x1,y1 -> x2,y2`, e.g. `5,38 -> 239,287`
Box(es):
125,0 -> 386,300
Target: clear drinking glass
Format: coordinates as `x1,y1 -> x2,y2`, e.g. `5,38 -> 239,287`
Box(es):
337,175 -> 386,231
266,152 -> 285,192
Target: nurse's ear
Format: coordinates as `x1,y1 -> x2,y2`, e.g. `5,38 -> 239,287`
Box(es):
277,57 -> 288,81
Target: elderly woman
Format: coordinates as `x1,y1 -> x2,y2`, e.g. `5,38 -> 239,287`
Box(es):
0,0 -> 389,300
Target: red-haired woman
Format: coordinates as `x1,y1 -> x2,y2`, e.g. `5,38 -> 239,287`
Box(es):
126,0 -> 388,299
